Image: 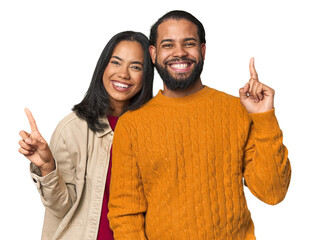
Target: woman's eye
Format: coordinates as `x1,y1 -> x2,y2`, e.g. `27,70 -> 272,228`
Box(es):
131,65 -> 142,71
110,60 -> 120,65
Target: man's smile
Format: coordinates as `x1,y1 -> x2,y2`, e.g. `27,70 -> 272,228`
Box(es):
168,62 -> 192,72
165,58 -> 196,73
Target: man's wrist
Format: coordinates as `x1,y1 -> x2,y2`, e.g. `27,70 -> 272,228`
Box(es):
248,108 -> 280,135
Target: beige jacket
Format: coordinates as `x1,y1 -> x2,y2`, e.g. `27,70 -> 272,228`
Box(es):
30,112 -> 113,240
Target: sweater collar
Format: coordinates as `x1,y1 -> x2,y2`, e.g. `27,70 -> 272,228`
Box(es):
154,86 -> 211,105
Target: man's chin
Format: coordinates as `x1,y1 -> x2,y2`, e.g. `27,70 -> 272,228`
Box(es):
168,76 -> 189,82
162,76 -> 198,90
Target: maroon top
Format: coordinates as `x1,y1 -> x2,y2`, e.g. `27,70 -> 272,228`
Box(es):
97,115 -> 118,240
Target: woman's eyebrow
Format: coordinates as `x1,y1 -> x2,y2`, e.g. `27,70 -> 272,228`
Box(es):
111,56 -> 143,65
111,56 -> 122,61
131,61 -> 143,65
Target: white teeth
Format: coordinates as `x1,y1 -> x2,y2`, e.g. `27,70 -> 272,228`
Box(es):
113,82 -> 130,89
170,63 -> 189,69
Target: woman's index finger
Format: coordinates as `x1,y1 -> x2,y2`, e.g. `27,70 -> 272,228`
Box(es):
24,108 -> 39,132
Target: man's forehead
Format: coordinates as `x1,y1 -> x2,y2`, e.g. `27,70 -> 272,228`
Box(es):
157,19 -> 199,42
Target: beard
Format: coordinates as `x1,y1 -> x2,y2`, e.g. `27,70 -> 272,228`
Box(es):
155,57 -> 204,91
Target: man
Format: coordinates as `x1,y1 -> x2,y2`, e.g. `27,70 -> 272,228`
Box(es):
108,10 -> 291,240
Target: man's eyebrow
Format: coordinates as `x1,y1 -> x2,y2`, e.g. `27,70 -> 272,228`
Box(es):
184,38 -> 198,42
160,39 -> 173,45
160,38 -> 198,45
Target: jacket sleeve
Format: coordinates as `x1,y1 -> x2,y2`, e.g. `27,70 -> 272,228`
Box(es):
108,118 -> 147,240
243,108 -> 291,205
30,122 -> 78,219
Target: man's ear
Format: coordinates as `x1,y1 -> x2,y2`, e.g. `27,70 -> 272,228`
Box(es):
201,43 -> 206,60
149,45 -> 156,64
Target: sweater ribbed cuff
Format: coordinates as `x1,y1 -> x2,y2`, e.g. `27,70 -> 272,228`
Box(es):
248,108 -> 280,134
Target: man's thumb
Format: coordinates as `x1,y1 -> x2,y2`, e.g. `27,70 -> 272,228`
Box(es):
239,83 -> 249,100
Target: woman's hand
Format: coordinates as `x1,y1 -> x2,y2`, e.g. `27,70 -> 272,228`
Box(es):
18,108 -> 55,176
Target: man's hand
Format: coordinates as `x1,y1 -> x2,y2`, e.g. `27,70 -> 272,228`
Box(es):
239,57 -> 275,114
18,108 -> 55,176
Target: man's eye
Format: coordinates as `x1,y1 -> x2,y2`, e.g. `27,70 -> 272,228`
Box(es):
162,44 -> 173,48
185,42 -> 196,47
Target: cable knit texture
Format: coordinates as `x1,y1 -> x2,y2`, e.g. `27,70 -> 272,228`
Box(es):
108,86 -> 291,240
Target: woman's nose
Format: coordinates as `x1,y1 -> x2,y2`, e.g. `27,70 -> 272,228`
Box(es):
117,66 -> 130,79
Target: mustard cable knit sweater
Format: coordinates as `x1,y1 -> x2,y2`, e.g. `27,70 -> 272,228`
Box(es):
108,86 -> 291,240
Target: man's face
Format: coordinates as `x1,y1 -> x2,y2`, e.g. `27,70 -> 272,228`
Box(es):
150,19 -> 206,90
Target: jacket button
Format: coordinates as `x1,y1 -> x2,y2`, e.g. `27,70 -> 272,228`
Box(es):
33,178 -> 37,183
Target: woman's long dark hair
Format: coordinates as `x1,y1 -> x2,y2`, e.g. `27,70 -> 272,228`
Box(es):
72,31 -> 154,133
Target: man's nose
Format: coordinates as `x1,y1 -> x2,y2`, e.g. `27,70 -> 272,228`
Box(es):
172,44 -> 188,58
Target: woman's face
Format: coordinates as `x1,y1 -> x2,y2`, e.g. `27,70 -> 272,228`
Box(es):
103,40 -> 144,107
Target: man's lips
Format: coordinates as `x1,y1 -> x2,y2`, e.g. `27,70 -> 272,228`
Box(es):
165,59 -> 196,73
168,62 -> 192,72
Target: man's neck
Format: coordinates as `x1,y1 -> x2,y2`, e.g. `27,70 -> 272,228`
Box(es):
162,79 -> 204,98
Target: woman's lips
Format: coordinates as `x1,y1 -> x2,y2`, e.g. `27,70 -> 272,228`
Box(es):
111,80 -> 132,92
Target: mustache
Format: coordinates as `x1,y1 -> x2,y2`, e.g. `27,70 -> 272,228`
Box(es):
164,58 -> 197,65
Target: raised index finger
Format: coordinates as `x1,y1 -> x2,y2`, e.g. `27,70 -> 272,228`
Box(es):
24,108 -> 39,132
249,57 -> 259,80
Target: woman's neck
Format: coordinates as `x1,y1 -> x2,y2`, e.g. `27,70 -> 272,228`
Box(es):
109,100 -> 128,117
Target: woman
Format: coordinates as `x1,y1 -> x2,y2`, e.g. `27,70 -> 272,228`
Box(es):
18,31 -> 154,240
